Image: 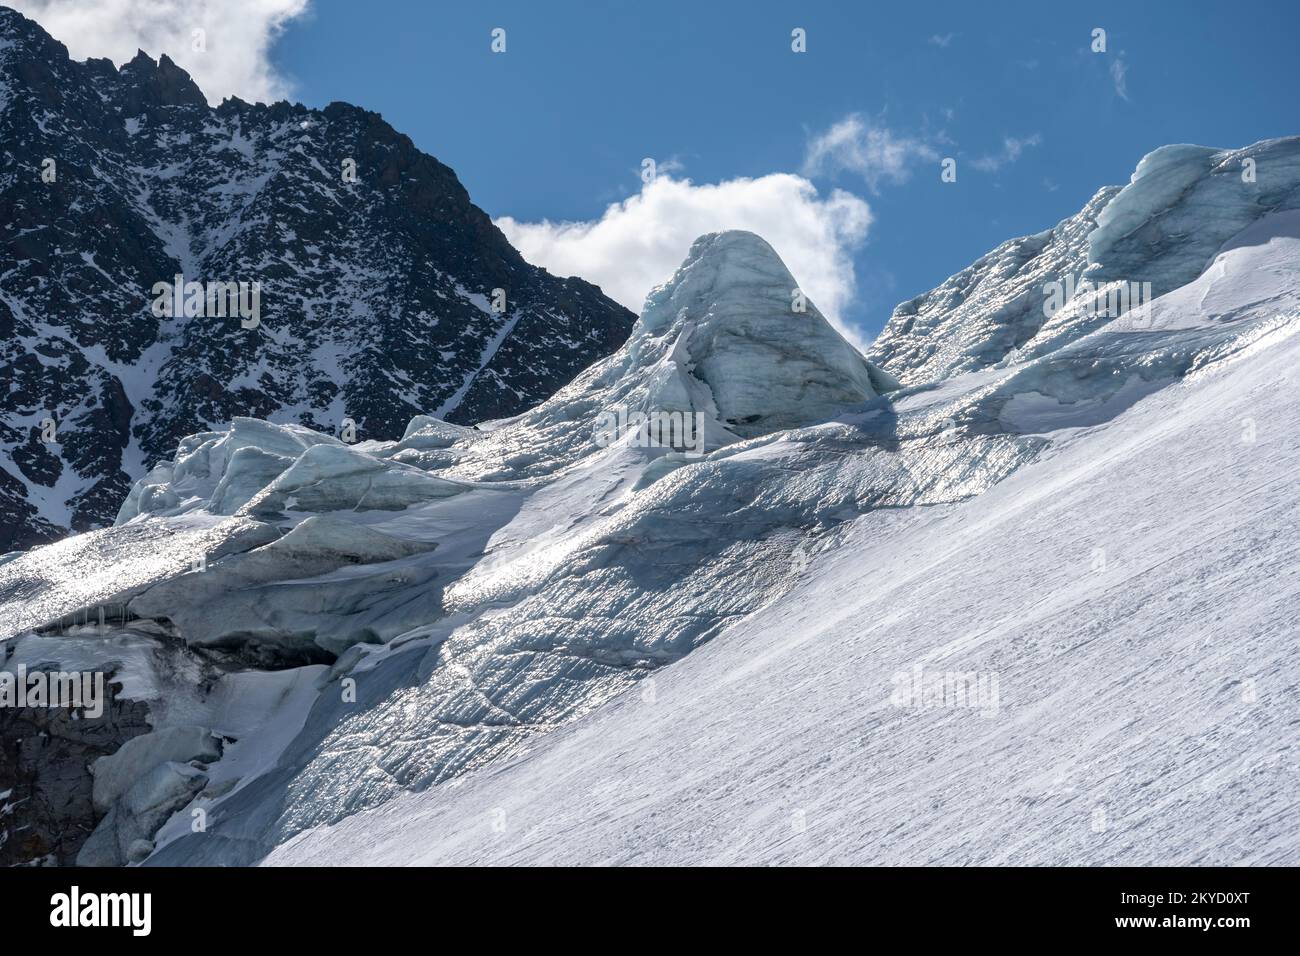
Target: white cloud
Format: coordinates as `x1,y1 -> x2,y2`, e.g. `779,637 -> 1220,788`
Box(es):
802,114 -> 939,193
928,33 -> 954,48
970,134 -> 1042,172
10,0 -> 309,104
1110,57 -> 1129,101
497,174 -> 873,345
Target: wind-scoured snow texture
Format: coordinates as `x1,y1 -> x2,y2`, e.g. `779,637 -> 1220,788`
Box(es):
1,229 -> 1033,864
6,184 -> 1300,866
261,212 -> 1300,866
269,300 -> 1300,866
871,137 -> 1300,387
0,7 -> 634,552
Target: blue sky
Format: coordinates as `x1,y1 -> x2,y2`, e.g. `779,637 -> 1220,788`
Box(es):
25,0 -> 1299,343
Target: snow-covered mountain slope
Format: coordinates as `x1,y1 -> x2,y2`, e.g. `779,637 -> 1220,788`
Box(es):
3,138 -> 1299,867
206,209 -> 1300,866
269,287 -> 1300,865
0,6 -> 634,552
0,231 -> 1020,865
266,209 -> 1300,866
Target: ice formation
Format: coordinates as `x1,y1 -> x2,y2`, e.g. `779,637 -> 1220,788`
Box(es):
871,136 -> 1300,385
632,232 -> 899,437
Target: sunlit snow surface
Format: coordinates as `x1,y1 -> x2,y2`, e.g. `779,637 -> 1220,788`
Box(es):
0,515 -> 279,638
4,141 -> 1300,865
270,308 -> 1300,865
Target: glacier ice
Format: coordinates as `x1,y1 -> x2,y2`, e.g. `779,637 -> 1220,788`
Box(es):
633,231 -> 899,437
115,417 -> 341,524
77,761 -> 209,867
238,443 -> 467,518
128,514 -> 441,659
1089,138 -> 1300,294
209,447 -> 295,516
871,186 -> 1121,385
872,136 -> 1300,387
0,515 -> 281,639
91,726 -> 223,813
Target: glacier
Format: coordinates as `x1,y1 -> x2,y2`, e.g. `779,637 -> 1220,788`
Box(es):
2,137 -> 1299,866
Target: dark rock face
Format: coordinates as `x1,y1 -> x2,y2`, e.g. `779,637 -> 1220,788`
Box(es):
0,7 -> 635,552
0,674 -> 152,866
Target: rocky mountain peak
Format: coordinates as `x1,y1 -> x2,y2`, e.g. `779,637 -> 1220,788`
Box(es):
0,7 -> 636,552
115,49 -> 207,108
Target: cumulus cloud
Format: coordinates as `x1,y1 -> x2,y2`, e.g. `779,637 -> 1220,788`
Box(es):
928,33 -> 954,48
10,0 -> 309,104
497,174 -> 873,345
970,133 -> 1042,172
802,114 -> 939,193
